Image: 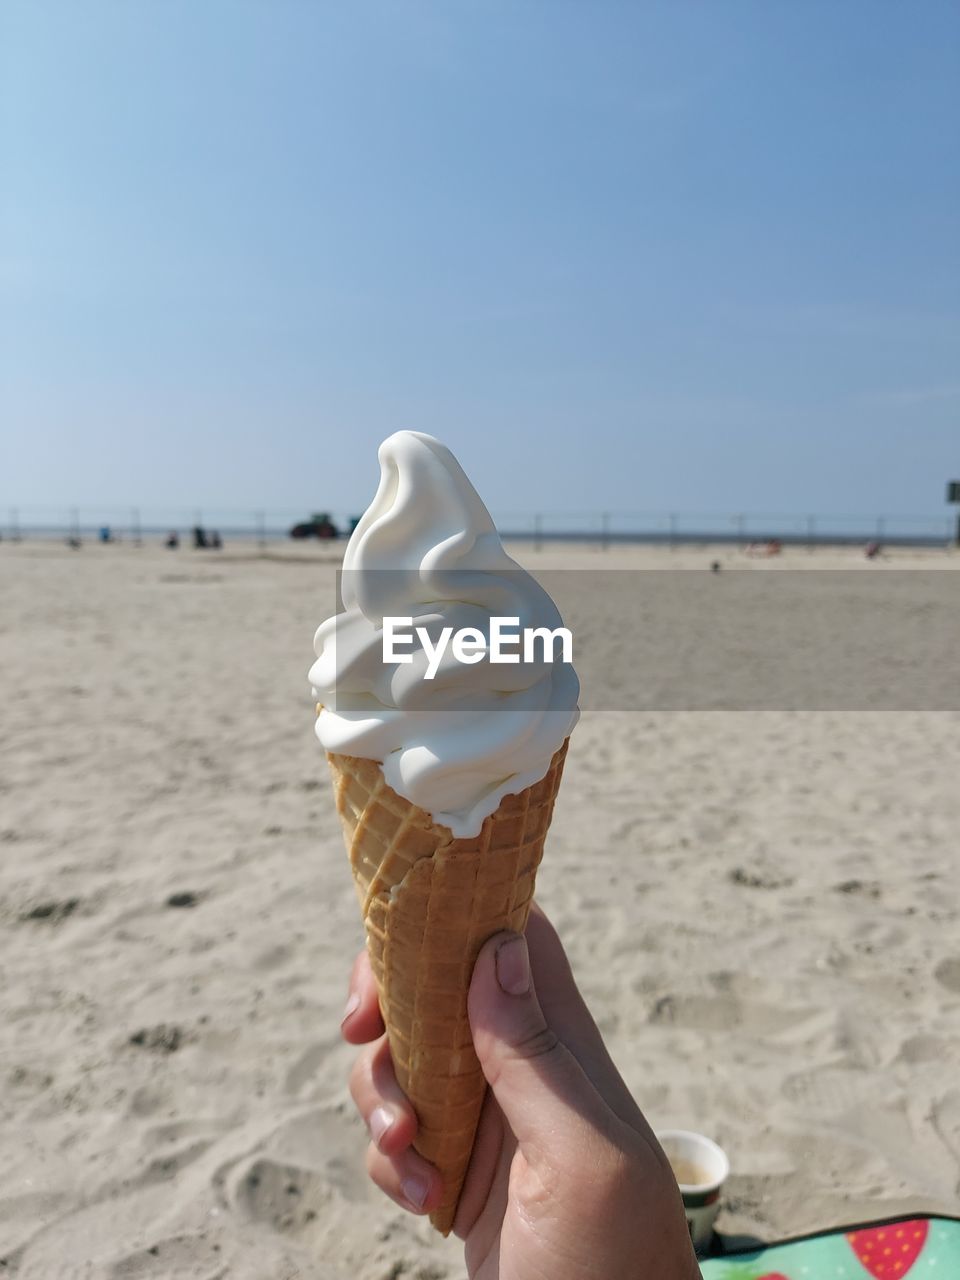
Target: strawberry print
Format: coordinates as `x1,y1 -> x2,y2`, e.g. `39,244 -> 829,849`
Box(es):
847,1219 -> 929,1277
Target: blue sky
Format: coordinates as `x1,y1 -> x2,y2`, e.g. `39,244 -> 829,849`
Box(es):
2,1 -> 958,525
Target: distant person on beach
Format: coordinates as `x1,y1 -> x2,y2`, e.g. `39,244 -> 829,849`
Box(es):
341,903 -> 700,1279
165,531 -> 179,549
210,531 -> 222,550
865,541 -> 882,559
193,526 -> 208,550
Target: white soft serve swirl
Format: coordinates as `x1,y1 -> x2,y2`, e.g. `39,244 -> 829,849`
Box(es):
309,431 -> 579,837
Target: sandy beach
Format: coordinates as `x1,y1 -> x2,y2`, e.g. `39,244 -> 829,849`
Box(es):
2,538 -> 958,1279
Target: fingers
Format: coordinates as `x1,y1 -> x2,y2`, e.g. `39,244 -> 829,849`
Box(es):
340,948 -> 384,1045
349,1033 -> 443,1215
365,1141 -> 443,1216
524,903 -> 653,1139
348,1034 -> 418,1157
454,1090 -> 514,1243
341,952 -> 443,1217
468,929 -> 615,1158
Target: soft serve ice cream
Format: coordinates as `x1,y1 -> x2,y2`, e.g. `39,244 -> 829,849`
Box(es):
309,431 -> 579,837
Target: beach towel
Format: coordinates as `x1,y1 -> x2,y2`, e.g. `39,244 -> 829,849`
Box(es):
700,1214 -> 960,1278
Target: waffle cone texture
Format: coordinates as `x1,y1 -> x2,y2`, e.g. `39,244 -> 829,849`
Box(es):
327,740 -> 568,1234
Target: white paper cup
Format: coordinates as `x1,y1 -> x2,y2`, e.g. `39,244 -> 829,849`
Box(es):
656,1129 -> 730,1253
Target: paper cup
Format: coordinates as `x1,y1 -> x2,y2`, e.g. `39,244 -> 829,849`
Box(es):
657,1129 -> 729,1253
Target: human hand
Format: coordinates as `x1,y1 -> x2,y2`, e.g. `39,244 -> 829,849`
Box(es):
342,903 -> 701,1280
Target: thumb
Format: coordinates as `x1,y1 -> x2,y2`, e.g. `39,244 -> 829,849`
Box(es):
467,930 -> 611,1156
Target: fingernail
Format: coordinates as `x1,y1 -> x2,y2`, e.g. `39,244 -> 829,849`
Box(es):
341,992 -> 360,1026
495,935 -> 530,996
369,1105 -> 393,1149
401,1174 -> 429,1211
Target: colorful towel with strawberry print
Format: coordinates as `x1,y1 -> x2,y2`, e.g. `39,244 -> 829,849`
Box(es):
700,1214 -> 960,1279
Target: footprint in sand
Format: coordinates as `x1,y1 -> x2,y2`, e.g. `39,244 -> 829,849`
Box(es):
782,1065 -> 898,1116
126,1138 -> 216,1191
109,1235 -> 227,1279
231,1156 -> 333,1238
934,957 -> 960,993
9,1185 -> 195,1280
646,992 -> 804,1036
896,1033 -> 955,1065
225,1104 -> 370,1235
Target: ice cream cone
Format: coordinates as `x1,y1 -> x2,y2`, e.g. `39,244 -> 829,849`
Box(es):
327,739 -> 569,1234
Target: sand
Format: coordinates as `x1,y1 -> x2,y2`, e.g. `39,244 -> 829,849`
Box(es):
1,538 -> 958,1278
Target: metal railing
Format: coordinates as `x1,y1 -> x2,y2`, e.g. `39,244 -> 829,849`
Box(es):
2,505 -> 957,548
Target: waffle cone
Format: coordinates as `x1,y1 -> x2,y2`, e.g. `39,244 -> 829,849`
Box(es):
326,740 -> 568,1234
